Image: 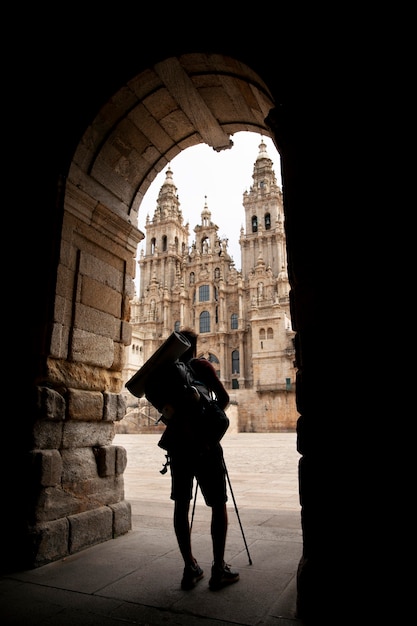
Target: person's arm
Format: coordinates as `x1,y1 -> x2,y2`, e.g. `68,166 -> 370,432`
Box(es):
193,358 -> 230,410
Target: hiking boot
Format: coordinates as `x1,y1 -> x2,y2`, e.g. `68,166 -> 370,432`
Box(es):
209,561 -> 239,590
181,562 -> 204,590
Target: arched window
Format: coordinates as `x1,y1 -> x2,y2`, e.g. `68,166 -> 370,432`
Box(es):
174,236 -> 179,252
267,327 -> 273,339
231,313 -> 238,329
252,216 -> 258,232
232,349 -> 240,374
151,237 -> 156,254
162,235 -> 167,252
259,328 -> 266,340
199,311 -> 210,333
265,213 -> 271,230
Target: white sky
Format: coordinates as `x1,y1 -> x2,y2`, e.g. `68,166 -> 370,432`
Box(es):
135,131 -> 282,288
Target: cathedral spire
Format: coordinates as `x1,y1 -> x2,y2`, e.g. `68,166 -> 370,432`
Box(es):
201,195 -> 212,226
257,136 -> 269,161
153,165 -> 183,223
160,164 -> 176,193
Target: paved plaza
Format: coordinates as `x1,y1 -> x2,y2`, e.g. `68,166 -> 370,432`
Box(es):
118,431 -> 301,515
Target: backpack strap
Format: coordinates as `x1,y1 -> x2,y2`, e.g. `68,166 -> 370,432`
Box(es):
187,359 -> 214,403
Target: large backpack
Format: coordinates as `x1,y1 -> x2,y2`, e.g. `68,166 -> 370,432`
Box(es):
144,358 -> 208,412
144,358 -> 229,449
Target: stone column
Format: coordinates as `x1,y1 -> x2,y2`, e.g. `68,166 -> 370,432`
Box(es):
25,181 -> 142,567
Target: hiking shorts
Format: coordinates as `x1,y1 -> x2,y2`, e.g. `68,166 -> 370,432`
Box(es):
169,444 -> 228,507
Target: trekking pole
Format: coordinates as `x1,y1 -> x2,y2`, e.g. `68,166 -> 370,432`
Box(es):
190,480 -> 199,531
223,459 -> 253,565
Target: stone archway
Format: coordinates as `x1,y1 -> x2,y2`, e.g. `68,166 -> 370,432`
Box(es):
69,54 -> 278,219
31,53 -> 284,567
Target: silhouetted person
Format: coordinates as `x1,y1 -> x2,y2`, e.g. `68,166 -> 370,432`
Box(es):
148,328 -> 239,591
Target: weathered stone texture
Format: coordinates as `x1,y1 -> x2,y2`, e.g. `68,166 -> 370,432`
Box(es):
67,388 -> 103,421
32,420 -> 64,449
50,321 -> 70,359
81,275 -> 122,318
71,328 -> 115,367
30,450 -> 63,487
74,302 -> 119,339
68,507 -> 113,553
84,476 -> 124,507
115,446 -> 128,474
111,341 -> 126,371
35,386 -> 66,420
104,391 -> 126,422
62,421 -> 115,448
61,448 -> 98,482
55,256 -> 76,300
34,476 -> 125,523
46,359 -> 122,393
64,476 -> 124,509
34,486 -> 81,521
79,251 -> 124,291
29,518 -> 70,567
110,500 -> 132,536
94,445 -> 116,477
92,444 -> 128,476
120,319 -> 132,345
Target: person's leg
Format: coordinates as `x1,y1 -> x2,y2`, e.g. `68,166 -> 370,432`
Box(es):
197,448 -> 239,590
174,498 -> 204,589
170,454 -> 195,566
196,447 -> 229,566
170,456 -> 204,589
173,499 -> 195,567
209,503 -> 239,590
211,502 -> 228,567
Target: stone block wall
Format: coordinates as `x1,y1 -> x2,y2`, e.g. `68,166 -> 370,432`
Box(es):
231,389 -> 298,432
29,385 -> 131,567
20,182 -> 143,567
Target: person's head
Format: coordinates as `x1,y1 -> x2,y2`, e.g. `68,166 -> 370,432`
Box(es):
179,328 -> 197,362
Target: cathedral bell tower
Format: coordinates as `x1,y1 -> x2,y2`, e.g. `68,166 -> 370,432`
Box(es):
138,166 -> 190,342
239,138 -> 294,396
240,138 -> 285,279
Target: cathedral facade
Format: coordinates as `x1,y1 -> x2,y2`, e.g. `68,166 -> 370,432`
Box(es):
121,139 -> 299,433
